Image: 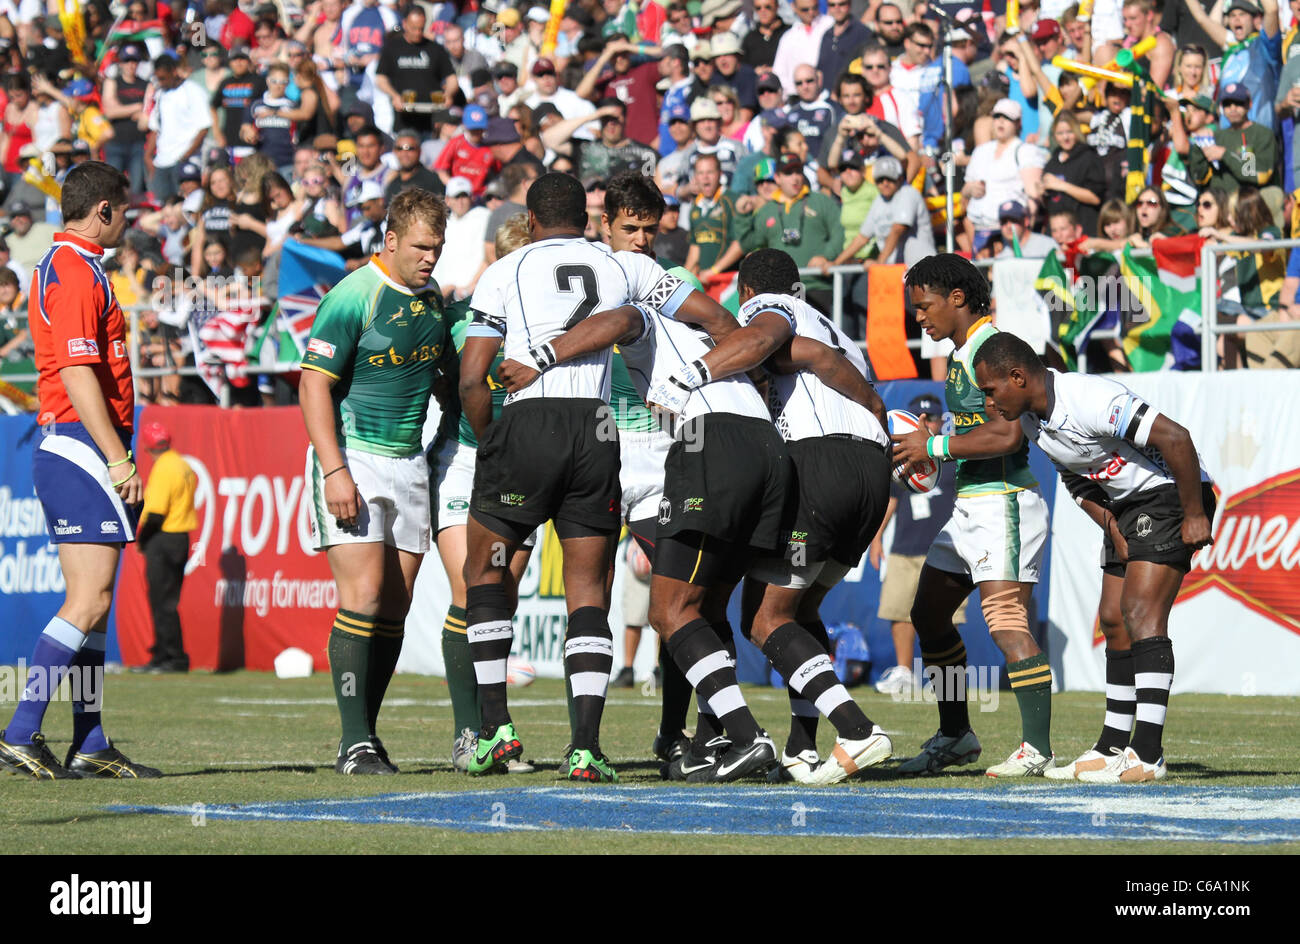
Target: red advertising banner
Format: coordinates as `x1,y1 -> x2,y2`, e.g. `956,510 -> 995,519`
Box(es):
115,406 -> 334,670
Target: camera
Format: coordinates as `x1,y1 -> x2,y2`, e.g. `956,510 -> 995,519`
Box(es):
781,228 -> 801,245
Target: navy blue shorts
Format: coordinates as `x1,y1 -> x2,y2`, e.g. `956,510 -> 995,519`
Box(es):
33,421 -> 139,544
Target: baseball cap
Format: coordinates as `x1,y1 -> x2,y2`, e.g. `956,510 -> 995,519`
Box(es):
998,200 -> 1027,222
463,104 -> 489,130
992,98 -> 1022,121
1031,18 -> 1061,41
118,43 -> 144,62
482,116 -> 521,145
531,102 -> 562,123
776,154 -> 803,177
691,41 -> 713,62
446,176 -> 474,198
347,180 -> 385,207
1181,93 -> 1217,114
63,78 -> 95,100
491,61 -> 518,79
754,156 -> 777,182
690,97 -> 721,122
873,155 -> 903,181
666,101 -> 691,124
179,162 -> 203,182
9,201 -> 32,219
662,194 -> 681,209
139,422 -> 171,451
1226,0 -> 1264,14
1220,82 -> 1251,104
757,73 -> 783,94
700,0 -> 742,25
229,45 -> 252,61
496,8 -> 520,27
531,57 -> 557,77
526,6 -> 551,23
71,139 -> 90,156
908,394 -> 944,417
840,150 -> 865,171
711,33 -> 742,57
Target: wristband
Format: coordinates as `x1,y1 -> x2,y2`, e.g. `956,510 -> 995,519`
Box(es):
926,435 -> 951,461
323,465 -> 348,479
670,358 -> 711,391
108,450 -> 133,468
528,341 -> 557,372
111,465 -> 136,488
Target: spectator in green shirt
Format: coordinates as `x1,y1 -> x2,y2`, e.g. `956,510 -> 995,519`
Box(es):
1187,83 -> 1278,202
742,154 -> 842,315
684,153 -> 747,281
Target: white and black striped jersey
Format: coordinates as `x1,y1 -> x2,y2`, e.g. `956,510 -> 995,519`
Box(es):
467,235 -> 693,405
621,306 -> 770,429
1023,370 -> 1211,503
737,292 -> 889,446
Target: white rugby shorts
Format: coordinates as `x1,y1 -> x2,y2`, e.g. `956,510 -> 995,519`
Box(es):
925,489 -> 1048,585
620,428 -> 673,523
306,445 -> 431,553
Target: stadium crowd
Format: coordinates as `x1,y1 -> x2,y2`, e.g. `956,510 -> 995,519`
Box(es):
0,0 -> 1299,407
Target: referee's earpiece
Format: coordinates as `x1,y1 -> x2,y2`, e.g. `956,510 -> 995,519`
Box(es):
99,203 -> 113,225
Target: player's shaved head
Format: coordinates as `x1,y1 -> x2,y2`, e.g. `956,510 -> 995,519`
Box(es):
739,248 -> 800,298
527,172 -> 588,230
904,253 -> 991,316
972,330 -> 1045,378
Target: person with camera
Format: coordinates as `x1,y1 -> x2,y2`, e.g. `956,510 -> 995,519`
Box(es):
742,154 -> 841,315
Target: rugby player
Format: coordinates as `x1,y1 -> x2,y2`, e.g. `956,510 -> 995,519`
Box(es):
0,162 -> 160,779
300,188 -> 454,775
501,249 -> 890,782
973,331 -> 1215,782
732,250 -> 894,784
459,172 -> 737,782
890,254 -> 1056,777
428,212 -> 536,774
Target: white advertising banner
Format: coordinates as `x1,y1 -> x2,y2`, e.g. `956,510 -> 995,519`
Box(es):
1047,371 -> 1300,695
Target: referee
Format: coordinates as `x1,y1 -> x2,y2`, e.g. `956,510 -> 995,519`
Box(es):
0,162 -> 161,779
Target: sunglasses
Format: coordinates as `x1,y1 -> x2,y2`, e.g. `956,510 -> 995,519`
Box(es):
912,41 -> 934,50
796,78 -> 817,85
304,176 -> 325,185
1197,199 -> 1217,209
1137,198 -> 1160,207
879,18 -> 903,26
863,63 -> 889,70
395,144 -> 419,151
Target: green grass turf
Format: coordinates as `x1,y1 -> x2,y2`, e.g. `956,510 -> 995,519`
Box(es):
2,671 -> 1297,853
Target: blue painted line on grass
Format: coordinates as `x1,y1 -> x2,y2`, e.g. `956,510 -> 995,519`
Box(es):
110,785 -> 1300,843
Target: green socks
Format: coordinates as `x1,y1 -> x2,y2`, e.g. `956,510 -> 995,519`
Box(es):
441,605 -> 481,733
329,610 -> 375,750
1007,653 -> 1053,757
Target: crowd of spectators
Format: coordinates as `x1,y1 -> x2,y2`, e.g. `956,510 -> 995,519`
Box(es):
1,0 -> 1298,405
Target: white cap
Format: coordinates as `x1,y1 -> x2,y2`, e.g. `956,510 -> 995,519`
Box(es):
710,33 -> 742,57
526,6 -> 551,23
690,97 -> 722,122
348,179 -> 386,207
992,98 -> 1022,121
446,175 -> 474,198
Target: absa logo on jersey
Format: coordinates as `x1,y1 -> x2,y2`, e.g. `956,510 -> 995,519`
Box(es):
1178,469 -> 1300,636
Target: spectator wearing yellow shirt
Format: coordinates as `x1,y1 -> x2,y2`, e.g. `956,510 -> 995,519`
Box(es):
135,423 -> 198,674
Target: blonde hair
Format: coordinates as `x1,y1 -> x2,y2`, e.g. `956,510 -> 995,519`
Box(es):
387,187 -> 448,240
494,212 -> 531,257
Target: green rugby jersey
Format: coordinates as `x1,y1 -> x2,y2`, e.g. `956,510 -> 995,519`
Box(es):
302,258 -> 451,457
947,317 -> 1038,497
438,299 -> 510,448
610,263 -> 705,432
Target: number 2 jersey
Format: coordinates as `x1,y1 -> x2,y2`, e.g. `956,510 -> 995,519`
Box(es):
737,292 -> 888,445
1021,369 -> 1211,503
468,235 -> 693,405
301,257 -> 452,457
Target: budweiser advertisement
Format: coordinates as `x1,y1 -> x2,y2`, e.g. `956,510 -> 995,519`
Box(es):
115,406 -> 334,671
1048,372 -> 1300,695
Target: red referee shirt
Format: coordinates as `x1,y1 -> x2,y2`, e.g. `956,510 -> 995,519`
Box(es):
30,232 -> 134,430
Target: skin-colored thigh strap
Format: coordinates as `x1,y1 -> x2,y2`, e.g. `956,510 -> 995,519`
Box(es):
981,586 -> 1030,635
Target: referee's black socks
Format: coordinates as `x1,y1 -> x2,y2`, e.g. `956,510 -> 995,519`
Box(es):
762,622 -> 874,741
666,619 -> 761,744
466,583 -> 514,734
565,607 -> 614,753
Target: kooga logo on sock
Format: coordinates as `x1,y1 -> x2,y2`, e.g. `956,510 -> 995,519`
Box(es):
49,874 -> 151,924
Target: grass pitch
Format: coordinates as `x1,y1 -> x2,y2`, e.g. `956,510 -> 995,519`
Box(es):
2,671 -> 1298,854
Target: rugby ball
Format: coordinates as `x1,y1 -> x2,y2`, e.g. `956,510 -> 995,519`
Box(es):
506,656 -> 536,687
887,409 -> 940,494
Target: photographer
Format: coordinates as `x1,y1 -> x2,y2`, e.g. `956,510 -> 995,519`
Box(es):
742,154 -> 841,315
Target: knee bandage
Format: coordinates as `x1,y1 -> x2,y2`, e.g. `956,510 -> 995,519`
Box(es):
981,587 -> 1030,635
